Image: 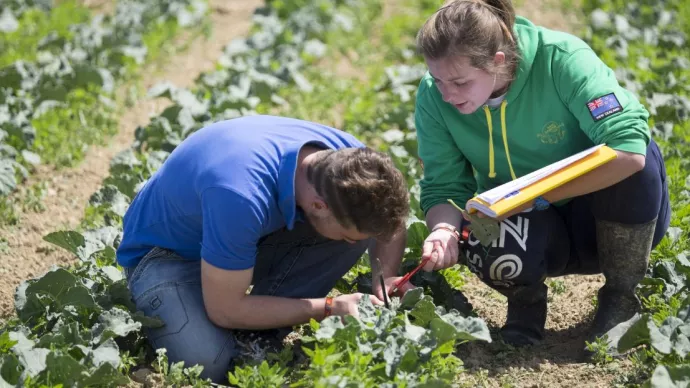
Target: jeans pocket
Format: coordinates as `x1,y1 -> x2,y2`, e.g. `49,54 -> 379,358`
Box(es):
135,283 -> 190,346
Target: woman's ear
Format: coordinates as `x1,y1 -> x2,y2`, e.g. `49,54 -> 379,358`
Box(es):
493,51 -> 506,66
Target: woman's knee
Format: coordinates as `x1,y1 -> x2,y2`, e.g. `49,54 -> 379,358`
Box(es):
463,209 -> 569,289
590,139 -> 668,224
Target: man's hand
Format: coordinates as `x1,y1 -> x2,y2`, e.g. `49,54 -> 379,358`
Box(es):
372,276 -> 416,300
331,293 -> 384,318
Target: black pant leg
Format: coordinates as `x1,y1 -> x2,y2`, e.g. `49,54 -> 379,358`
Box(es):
461,207 -> 571,292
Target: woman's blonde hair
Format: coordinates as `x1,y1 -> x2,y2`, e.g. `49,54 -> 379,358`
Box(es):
416,0 -> 520,80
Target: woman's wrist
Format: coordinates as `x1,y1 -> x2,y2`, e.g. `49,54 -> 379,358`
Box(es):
432,223 -> 460,240
425,204 -> 465,232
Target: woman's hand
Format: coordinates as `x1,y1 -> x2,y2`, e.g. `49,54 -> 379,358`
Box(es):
421,225 -> 460,271
373,276 -> 416,300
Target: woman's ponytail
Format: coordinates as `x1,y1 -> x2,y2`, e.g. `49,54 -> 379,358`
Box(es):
480,0 -> 516,42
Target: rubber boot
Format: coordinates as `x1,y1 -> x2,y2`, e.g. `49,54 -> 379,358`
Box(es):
585,217 -> 656,354
498,282 -> 548,347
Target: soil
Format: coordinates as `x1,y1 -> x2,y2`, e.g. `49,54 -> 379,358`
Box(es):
73,0 -> 116,15
0,0 -> 637,387
454,275 -> 634,387
0,0 -> 263,318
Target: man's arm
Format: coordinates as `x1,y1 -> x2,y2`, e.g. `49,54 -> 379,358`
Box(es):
199,188 -> 376,329
200,261 -> 329,329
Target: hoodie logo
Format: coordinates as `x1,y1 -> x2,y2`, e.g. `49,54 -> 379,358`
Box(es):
538,121 -> 566,144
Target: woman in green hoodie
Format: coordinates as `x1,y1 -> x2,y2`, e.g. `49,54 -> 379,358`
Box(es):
413,0 -> 671,354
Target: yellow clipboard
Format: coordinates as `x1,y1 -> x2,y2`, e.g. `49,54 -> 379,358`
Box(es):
466,145 -> 618,217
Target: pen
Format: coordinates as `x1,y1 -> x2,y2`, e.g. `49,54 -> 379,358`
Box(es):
389,255 -> 432,295
389,226 -> 470,296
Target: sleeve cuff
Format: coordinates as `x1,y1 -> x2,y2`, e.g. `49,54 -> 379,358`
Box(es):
606,137 -> 649,156
421,196 -> 472,216
201,245 -> 256,271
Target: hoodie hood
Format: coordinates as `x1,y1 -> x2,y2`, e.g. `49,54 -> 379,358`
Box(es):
503,17 -> 539,105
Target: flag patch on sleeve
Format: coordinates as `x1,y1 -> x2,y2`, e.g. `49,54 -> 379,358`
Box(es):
586,93 -> 622,121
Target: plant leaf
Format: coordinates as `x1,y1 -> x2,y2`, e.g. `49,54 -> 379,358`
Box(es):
0,9 -> 19,33
643,364 -> 690,388
15,268 -> 98,324
410,297 -> 437,327
91,307 -> 142,344
0,159 -> 19,196
617,314 -> 672,354
400,287 -> 424,309
43,231 -> 86,258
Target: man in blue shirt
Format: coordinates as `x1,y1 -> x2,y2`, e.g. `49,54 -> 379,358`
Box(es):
117,115 -> 412,383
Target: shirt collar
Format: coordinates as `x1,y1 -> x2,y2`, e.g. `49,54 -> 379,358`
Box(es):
277,141 -> 330,229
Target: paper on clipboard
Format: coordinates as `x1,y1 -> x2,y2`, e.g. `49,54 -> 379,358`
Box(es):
477,144 -> 606,205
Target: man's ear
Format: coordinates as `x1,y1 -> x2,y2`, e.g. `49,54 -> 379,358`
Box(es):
310,198 -> 329,215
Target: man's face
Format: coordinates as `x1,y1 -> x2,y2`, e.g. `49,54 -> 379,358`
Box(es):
305,206 -> 370,244
426,54 -> 499,115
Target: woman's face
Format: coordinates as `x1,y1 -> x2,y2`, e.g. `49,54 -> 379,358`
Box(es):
426,54 -> 503,115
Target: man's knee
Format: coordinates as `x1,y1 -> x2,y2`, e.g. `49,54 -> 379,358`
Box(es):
140,283 -> 238,384
154,332 -> 237,384
131,270 -> 238,384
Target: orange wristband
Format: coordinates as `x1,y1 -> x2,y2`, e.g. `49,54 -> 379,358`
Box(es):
324,296 -> 334,318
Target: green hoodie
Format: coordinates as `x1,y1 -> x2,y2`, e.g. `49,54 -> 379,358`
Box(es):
415,16 -> 651,215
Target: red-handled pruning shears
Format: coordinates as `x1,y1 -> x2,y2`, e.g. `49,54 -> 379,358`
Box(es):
388,226 -> 470,296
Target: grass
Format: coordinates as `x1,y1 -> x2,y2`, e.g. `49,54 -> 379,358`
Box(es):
0,1 -> 211,226
0,1 -> 91,67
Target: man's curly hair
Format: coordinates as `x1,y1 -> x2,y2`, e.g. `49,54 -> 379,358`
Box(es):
306,147 -> 410,241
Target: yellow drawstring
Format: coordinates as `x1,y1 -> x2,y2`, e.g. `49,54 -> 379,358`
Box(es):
500,100 -> 517,180
484,100 -> 517,181
483,105 -> 496,178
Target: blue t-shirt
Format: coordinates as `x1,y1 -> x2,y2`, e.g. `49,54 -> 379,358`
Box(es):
116,115 -> 365,270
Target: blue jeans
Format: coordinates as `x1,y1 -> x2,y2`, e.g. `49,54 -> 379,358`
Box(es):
124,221 -> 369,383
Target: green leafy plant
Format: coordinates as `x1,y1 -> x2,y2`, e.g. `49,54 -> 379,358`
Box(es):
153,348 -> 212,387
585,335 -> 615,365
0,0 -> 209,217
580,1 -> 690,383
548,279 -> 567,296
227,360 -> 288,388
293,291 -> 490,387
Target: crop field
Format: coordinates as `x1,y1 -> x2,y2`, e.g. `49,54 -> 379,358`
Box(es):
0,0 -> 688,387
